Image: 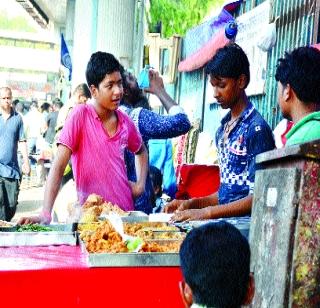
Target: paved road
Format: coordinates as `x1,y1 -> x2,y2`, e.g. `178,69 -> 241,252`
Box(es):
11,177 -> 44,223
12,176 -> 77,223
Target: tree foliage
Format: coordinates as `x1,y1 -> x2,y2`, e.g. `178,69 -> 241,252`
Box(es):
148,0 -> 224,38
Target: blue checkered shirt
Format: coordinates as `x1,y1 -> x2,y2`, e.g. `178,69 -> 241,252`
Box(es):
216,102 -> 275,205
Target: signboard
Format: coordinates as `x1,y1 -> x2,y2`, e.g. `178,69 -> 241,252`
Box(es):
236,0 -> 271,96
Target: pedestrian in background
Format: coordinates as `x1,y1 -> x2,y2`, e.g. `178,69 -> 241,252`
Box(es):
0,87 -> 30,221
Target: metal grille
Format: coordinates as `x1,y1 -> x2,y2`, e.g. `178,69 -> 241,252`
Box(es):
234,0 -> 317,128
176,0 -> 318,132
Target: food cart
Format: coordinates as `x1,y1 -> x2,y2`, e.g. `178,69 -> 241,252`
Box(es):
0,219 -> 185,308
0,191 -> 250,308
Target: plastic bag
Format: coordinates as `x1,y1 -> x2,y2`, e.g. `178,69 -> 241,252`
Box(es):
257,22 -> 277,52
137,65 -> 150,89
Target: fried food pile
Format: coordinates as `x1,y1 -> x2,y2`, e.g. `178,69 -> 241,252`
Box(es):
124,222 -> 185,240
80,220 -> 128,253
80,194 -> 128,223
80,220 -> 182,254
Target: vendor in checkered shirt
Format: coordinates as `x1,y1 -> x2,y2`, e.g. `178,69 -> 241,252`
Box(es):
165,44 -> 275,221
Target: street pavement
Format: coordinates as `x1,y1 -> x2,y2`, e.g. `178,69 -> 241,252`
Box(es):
11,176 -> 44,223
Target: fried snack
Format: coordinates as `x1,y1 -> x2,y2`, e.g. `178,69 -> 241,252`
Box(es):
81,220 -> 129,253
0,220 -> 15,227
100,202 -> 128,216
81,220 -> 183,254
80,194 -> 127,223
134,229 -> 185,240
79,213 -> 98,223
77,222 -> 103,232
82,194 -> 127,215
82,193 -> 104,209
139,241 -> 181,253
124,222 -> 179,235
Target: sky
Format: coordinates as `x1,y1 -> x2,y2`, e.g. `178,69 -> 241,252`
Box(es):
0,0 -> 29,17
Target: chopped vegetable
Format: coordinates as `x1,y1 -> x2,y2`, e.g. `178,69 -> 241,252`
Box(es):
17,224 -> 54,232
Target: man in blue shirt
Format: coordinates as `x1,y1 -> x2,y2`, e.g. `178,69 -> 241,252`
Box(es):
0,87 -> 30,221
165,44 -> 275,221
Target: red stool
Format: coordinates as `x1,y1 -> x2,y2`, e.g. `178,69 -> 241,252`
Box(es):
176,164 -> 220,199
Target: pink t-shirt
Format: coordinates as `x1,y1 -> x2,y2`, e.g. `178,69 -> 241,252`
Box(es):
58,103 -> 142,210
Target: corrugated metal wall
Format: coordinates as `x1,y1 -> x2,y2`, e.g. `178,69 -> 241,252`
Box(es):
177,0 -> 318,135
237,0 -> 317,128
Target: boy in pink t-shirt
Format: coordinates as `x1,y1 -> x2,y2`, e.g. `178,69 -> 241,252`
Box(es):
19,52 -> 148,224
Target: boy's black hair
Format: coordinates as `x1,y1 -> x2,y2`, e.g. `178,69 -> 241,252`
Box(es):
12,99 -> 20,107
15,102 -> 24,113
205,43 -> 250,88
275,46 -> 320,104
52,98 -> 63,109
73,83 -> 91,99
40,102 -> 50,113
85,52 -> 124,88
31,100 -> 38,108
179,221 -> 250,308
121,70 -> 131,92
149,165 -> 163,197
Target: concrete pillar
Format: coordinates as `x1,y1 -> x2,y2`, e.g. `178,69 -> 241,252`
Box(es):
71,0 -> 98,88
96,0 -> 136,69
71,0 -> 145,87
65,0 -> 75,49
132,0 -> 145,75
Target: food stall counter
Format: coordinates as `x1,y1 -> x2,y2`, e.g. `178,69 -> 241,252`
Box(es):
0,245 -> 184,308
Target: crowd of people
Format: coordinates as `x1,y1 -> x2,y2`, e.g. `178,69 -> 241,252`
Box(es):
1,40 -> 320,307
0,43 -> 318,225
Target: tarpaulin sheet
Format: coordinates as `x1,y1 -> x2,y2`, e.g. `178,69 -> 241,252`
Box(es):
0,245 -> 184,308
0,245 -> 87,270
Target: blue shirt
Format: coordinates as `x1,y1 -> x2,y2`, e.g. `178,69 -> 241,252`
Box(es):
149,139 -> 177,199
216,102 -> 275,205
120,104 -> 191,214
0,110 -> 26,179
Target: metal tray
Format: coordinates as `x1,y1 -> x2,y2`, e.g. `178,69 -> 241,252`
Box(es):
0,220 -> 17,232
81,240 -> 180,267
175,217 -> 250,239
100,211 -> 149,223
0,226 -> 18,232
0,223 -> 77,233
0,231 -> 77,247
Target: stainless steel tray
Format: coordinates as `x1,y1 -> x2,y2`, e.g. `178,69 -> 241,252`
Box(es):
0,231 -> 77,247
99,211 -> 149,223
81,242 -> 180,267
175,217 -> 250,238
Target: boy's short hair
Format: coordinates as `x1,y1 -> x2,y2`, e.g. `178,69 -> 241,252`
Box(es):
121,70 -> 131,91
31,100 -> 38,108
179,221 -> 250,307
73,83 -> 91,99
205,43 -> 250,88
86,52 -> 124,88
275,46 -> 320,104
149,165 -> 163,197
53,98 -> 63,109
